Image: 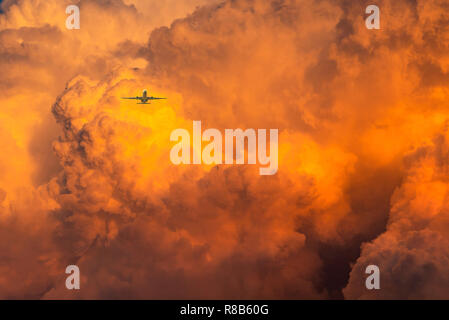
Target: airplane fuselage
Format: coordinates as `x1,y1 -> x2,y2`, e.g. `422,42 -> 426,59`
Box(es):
137,90 -> 150,103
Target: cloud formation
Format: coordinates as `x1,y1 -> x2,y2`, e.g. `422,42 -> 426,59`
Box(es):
0,0 -> 448,299
344,129 -> 449,299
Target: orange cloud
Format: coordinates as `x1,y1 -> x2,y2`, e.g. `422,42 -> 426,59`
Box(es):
0,0 -> 448,299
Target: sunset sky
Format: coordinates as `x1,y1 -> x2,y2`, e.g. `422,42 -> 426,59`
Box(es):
0,0 -> 448,299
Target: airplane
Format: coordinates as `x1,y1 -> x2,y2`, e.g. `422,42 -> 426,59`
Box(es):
121,89 -> 166,104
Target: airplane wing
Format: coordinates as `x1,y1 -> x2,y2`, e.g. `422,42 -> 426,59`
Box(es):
149,97 -> 167,100
121,97 -> 141,100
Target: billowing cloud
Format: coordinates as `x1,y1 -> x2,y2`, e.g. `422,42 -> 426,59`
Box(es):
0,0 -> 448,299
344,129 -> 449,299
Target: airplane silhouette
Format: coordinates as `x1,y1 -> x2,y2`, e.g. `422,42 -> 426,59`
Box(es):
121,89 -> 166,104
